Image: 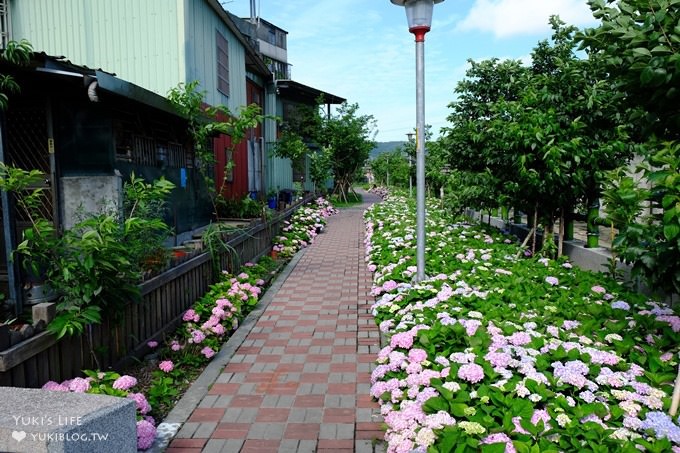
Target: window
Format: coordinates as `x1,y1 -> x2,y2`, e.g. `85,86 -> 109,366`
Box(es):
216,30 -> 229,96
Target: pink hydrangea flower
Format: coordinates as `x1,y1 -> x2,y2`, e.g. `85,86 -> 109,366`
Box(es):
159,360 -> 174,373
190,330 -> 206,344
42,380 -> 70,392
147,340 -> 158,348
390,331 -> 414,349
201,346 -> 216,359
136,419 -> 156,450
170,341 -> 182,351
408,348 -> 428,364
480,433 -> 516,453
508,331 -> 532,346
182,309 -> 199,322
457,363 -> 485,384
591,285 -> 606,294
128,392 -> 151,415
68,377 -> 91,393
382,280 -> 398,292
112,375 -> 138,391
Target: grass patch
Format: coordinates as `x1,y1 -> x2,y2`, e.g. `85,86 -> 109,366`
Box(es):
330,191 -> 363,208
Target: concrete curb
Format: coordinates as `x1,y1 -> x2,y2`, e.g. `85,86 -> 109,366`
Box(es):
149,247 -> 308,452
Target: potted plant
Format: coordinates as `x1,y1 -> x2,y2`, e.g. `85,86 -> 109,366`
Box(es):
266,189 -> 278,210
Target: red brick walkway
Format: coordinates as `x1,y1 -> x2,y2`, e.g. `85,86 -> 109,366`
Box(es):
166,192 -> 384,452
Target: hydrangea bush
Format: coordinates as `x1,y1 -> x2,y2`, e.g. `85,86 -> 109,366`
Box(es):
272,197 -> 337,257
42,371 -> 156,450
365,195 -> 680,453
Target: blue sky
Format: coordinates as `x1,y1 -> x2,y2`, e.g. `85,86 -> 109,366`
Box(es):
222,0 -> 599,142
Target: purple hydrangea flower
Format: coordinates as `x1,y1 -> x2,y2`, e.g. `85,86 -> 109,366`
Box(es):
640,411 -> 680,443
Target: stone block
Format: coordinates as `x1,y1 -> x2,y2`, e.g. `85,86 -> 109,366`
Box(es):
32,303 -> 56,326
0,387 -> 136,452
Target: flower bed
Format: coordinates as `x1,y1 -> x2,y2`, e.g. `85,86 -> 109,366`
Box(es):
272,197 -> 338,258
365,195 -> 680,453
41,197 -> 338,450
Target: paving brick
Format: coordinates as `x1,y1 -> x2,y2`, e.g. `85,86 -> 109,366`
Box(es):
284,422 -> 320,440
171,192 -> 387,449
211,422 -> 250,439
175,422 -> 199,439
278,439 -> 317,453
241,439 -> 281,452
188,408 -> 225,423
247,422 -> 286,440
168,437 -> 207,449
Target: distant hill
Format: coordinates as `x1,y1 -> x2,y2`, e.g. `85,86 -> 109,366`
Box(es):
370,141 -> 404,159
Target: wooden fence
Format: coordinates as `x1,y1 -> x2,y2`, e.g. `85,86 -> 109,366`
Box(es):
0,196 -> 313,387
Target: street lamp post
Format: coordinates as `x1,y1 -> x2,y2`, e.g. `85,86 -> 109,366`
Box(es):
406,132 -> 414,198
391,0 -> 443,282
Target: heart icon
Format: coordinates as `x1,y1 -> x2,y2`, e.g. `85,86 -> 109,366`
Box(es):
12,431 -> 26,442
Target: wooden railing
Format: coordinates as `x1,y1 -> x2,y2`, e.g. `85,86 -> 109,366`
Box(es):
0,195 -> 314,387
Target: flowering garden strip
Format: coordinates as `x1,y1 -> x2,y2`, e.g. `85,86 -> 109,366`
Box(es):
41,197 -> 338,450
365,195 -> 680,453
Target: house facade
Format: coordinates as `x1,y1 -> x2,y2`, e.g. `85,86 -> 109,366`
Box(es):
8,0 -> 270,202
0,53 -> 208,313
224,15 -> 345,194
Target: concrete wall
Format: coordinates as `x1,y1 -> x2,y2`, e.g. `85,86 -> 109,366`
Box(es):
59,175 -> 122,230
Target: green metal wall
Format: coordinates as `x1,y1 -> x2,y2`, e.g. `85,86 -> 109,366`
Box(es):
10,0 -> 247,108
10,0 -> 185,97
266,145 -> 293,193
183,0 -> 247,110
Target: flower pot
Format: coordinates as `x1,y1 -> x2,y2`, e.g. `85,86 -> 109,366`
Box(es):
267,197 -> 277,210
270,250 -> 278,260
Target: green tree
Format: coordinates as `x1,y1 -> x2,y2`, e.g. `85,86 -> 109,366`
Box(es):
370,147 -> 410,188
0,39 -> 33,110
578,0 -> 680,140
309,146 -> 333,193
441,58 -> 529,211
314,103 -> 376,202
579,1 -> 680,296
443,18 -> 632,255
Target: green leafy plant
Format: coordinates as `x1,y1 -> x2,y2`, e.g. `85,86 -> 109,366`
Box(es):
365,194 -> 678,453
602,142 -> 680,297
123,173 -> 176,275
0,39 -> 33,110
167,81 -> 264,218
0,164 -> 177,341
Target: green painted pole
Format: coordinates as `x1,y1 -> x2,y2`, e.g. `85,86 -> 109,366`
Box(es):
513,208 -> 522,224
586,199 -> 600,248
565,216 -> 574,241
501,206 -> 509,222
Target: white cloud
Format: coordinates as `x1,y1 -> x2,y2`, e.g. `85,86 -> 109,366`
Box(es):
457,0 -> 598,38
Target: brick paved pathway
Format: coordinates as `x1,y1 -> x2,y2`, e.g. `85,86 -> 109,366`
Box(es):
164,191 -> 385,453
